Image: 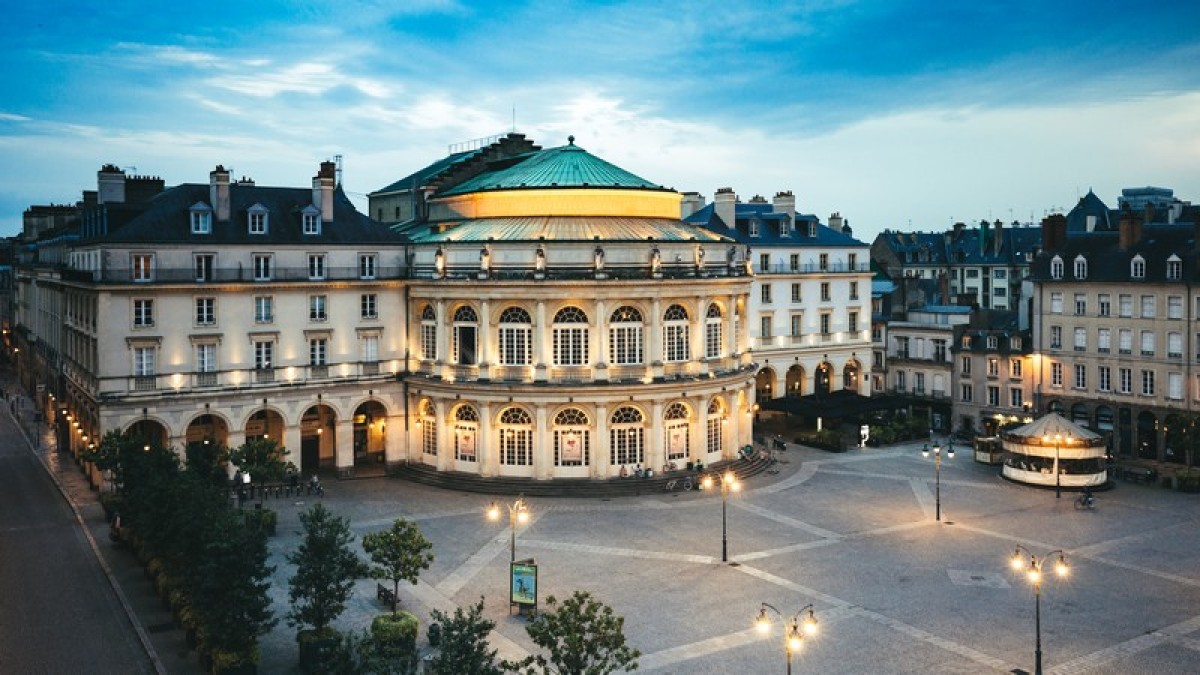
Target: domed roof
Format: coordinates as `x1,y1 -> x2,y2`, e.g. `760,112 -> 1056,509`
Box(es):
439,137 -> 665,196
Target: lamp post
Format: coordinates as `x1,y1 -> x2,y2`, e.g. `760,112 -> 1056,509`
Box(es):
1042,433 -> 1073,499
755,602 -> 818,675
702,470 -> 740,562
1009,546 -> 1069,675
921,440 -> 954,521
486,496 -> 530,562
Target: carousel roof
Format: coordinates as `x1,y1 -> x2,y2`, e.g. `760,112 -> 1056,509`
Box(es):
1004,412 -> 1101,443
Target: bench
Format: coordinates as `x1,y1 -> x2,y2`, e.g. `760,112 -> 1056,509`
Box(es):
376,583 -> 397,610
1119,467 -> 1157,484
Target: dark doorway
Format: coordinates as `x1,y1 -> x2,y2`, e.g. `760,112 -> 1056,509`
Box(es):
301,435 -> 320,475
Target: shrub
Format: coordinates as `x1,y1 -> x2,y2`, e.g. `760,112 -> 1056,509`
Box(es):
371,611 -> 419,651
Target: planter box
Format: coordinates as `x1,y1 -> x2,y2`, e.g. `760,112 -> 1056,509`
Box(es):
298,632 -> 338,673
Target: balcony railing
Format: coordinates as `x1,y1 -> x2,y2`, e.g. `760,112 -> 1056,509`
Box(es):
63,265 -> 406,284
757,262 -> 871,275
196,372 -> 218,387
133,376 -> 155,391
255,369 -> 275,384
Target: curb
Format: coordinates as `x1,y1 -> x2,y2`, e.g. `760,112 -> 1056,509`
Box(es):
8,398 -> 167,675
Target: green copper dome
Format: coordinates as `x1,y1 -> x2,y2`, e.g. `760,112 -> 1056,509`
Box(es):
439,137 -> 665,196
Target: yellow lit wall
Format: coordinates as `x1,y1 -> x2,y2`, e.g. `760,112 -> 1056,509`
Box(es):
429,188 -> 682,221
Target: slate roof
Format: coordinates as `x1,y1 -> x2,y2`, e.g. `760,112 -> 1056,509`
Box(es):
81,183 -> 404,245
1065,189 -> 1114,232
406,217 -> 731,243
1030,223 -> 1197,282
684,202 -> 864,247
438,141 -> 667,196
876,224 -> 1041,266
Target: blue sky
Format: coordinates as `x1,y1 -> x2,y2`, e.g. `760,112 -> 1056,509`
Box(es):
2,0 -> 1199,240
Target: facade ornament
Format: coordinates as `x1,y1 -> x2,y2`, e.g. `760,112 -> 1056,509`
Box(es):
434,245 -> 446,278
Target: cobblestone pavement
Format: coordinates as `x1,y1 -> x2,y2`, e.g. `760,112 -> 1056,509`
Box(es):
20,385 -> 1200,673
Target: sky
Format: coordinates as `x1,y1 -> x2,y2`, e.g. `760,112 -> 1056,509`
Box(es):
2,0 -> 1199,242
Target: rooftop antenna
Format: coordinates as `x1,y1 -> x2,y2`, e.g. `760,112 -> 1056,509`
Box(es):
335,154 -> 343,186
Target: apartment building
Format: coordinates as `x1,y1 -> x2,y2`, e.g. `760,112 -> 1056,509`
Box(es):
950,311 -> 1034,436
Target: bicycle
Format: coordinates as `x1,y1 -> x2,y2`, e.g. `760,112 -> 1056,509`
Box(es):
1074,493 -> 1096,510
664,477 -> 694,492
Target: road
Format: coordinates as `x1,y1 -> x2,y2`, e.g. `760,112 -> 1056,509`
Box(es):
0,404 -> 154,674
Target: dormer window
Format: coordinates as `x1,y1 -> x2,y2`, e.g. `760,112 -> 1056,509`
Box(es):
961,335 -> 972,348
1050,255 -> 1064,280
1131,254 -> 1145,279
1167,254 -> 1182,280
1073,255 -> 1087,280
779,216 -> 791,237
748,219 -> 760,237
248,204 -> 269,234
189,203 -> 212,234
302,206 -> 321,235
807,222 -> 817,237
986,336 -> 998,349
1011,336 -> 1022,350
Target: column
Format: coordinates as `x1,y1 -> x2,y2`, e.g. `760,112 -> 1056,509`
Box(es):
696,296 -> 711,375
435,299 -> 449,377
738,293 -> 752,366
478,300 -> 492,377
282,426 -> 301,470
534,300 -> 549,382
335,418 -> 354,477
435,399 -> 453,471
594,404 -> 609,478
384,412 -> 403,465
693,396 -> 707,465
649,298 -> 663,379
535,404 -> 551,480
593,299 -> 607,380
227,430 -> 247,452
726,293 -> 738,360
648,400 -> 664,473
479,402 -> 494,476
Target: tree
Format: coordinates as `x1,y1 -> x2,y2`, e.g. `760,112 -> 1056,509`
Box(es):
1165,412 -> 1200,470
361,518 -> 434,616
504,590 -> 640,675
429,598 -> 502,675
287,503 -> 369,635
227,437 -> 290,483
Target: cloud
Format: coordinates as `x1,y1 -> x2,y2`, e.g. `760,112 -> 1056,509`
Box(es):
0,112 -> 32,122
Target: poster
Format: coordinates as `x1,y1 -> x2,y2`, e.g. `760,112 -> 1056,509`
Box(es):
511,561 -> 537,607
456,427 -> 476,459
561,432 -> 582,463
668,427 -> 686,456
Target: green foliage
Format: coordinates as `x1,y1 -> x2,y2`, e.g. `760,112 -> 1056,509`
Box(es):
227,437 -> 290,483
362,518 -> 434,616
243,507 -> 277,536
504,590 -> 640,675
371,611 -> 419,650
429,598 -> 502,675
287,503 -> 369,633
185,440 -> 229,485
794,429 -> 845,452
318,627 -> 420,675
1164,413 -> 1200,469
186,507 -> 278,659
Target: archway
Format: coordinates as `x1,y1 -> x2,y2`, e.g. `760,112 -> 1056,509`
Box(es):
785,365 -> 805,398
843,361 -> 861,392
300,404 -> 337,474
126,419 -> 168,450
1071,403 -> 1090,428
245,409 -> 284,444
815,362 -> 833,396
1163,413 -> 1185,464
755,368 -> 776,401
353,401 -> 388,467
185,414 -> 228,469
1136,410 -> 1158,460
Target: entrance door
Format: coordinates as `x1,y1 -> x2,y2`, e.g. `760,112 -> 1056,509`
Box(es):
301,435 -> 320,475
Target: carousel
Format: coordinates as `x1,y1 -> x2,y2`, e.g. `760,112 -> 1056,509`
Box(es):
1001,413 -> 1108,489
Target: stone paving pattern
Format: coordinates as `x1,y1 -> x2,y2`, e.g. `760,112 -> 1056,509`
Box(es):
20,395 -> 1200,673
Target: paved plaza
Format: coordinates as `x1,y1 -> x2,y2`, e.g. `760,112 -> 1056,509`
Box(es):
28,413 -> 1200,674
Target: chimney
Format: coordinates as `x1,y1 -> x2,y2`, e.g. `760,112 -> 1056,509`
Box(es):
938,272 -> 950,305
97,164 -> 126,205
1041,214 -> 1067,251
772,190 -> 795,224
209,165 -> 231,221
1118,208 -> 1143,250
979,219 -> 989,255
993,219 -> 1003,255
828,212 -> 843,232
841,219 -> 852,236
714,188 -> 737,230
953,221 -> 965,241
316,160 -> 336,222
680,191 -> 706,218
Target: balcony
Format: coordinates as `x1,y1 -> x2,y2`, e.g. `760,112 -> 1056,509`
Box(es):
361,362 -> 380,376
255,369 -> 275,384
66,265 -> 406,284
133,376 -> 156,391
310,365 -> 329,379
195,372 -> 218,387
757,262 -> 871,275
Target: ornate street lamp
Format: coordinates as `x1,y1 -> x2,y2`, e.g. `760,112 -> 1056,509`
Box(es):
486,496 -> 530,562
755,602 -> 818,675
922,440 -> 955,521
702,470 -> 740,562
1009,546 -> 1070,675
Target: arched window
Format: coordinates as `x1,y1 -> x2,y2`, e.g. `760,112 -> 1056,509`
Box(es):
1050,256 -> 1064,280
609,306 -> 644,366
553,408 -> 590,466
498,307 -> 532,366
609,406 -> 645,466
706,399 -> 725,456
498,407 -> 533,466
1073,255 -> 1087,280
664,402 -> 690,461
552,306 -> 589,366
452,306 -> 478,365
663,304 -> 690,362
1131,254 -> 1146,279
453,405 -> 478,462
705,304 -> 723,359
421,400 -> 437,456
420,305 -> 437,361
